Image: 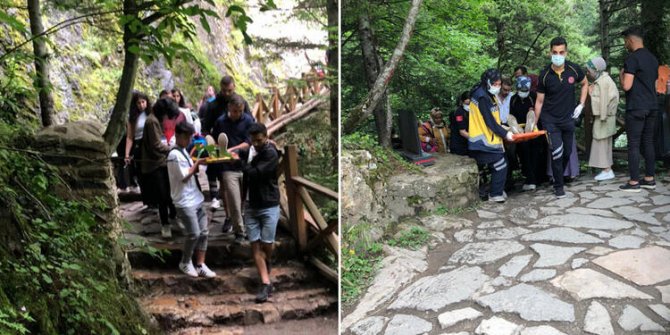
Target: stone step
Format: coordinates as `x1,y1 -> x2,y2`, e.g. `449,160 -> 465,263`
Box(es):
133,263 -> 320,296
141,287 -> 337,330
126,234 -> 298,269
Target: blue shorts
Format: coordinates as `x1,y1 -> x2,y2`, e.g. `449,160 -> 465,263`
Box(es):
244,206 -> 280,243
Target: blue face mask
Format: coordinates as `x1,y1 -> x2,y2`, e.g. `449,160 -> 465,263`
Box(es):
552,55 -> 565,67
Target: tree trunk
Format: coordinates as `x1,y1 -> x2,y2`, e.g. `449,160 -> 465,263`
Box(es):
103,0 -> 139,154
343,0 -> 422,134
640,0 -> 668,62
27,0 -> 55,127
598,0 -> 612,67
358,9 -> 391,147
327,0 -> 338,170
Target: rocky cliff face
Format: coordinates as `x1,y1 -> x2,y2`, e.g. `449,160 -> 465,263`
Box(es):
36,0 -> 324,123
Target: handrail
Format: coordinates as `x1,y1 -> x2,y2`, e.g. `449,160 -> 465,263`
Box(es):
281,144 -> 338,283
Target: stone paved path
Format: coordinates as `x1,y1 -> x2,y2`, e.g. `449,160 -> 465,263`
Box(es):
343,174 -> 670,335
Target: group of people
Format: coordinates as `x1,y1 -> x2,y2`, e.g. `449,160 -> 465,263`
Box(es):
420,26 -> 660,202
115,75 -> 280,303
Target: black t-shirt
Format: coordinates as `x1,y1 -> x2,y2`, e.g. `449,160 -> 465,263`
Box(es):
624,48 -> 659,111
449,106 -> 469,155
510,92 -> 536,124
537,61 -> 585,124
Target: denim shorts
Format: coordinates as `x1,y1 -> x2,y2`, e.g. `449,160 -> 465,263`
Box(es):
244,206 -> 280,243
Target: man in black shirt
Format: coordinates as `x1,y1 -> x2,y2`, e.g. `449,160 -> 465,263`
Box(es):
449,91 -> 470,156
619,26 -> 659,192
535,37 -> 589,198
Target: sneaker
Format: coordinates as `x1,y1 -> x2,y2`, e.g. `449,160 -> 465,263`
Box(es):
594,170 -> 615,181
555,188 -> 567,199
130,186 -> 141,193
255,284 -> 272,303
488,195 -> 505,203
169,217 -> 185,231
221,218 -> 233,234
640,179 -> 656,190
522,184 -> 536,191
619,182 -> 641,192
210,198 -> 221,209
195,263 -> 216,278
234,233 -> 246,244
161,225 -> 172,238
179,262 -> 198,277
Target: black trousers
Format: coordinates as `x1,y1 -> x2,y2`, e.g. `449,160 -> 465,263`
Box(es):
144,166 -> 176,226
626,109 -> 656,181
472,151 -> 507,197
517,137 -> 543,185
544,120 -> 574,191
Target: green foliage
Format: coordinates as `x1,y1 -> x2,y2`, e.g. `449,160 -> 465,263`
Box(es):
0,123 -> 154,334
341,223 -> 383,305
342,132 -> 419,184
388,226 -> 430,250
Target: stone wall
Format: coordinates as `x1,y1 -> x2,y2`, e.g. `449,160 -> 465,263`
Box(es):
342,150 -> 479,240
33,120 -> 131,284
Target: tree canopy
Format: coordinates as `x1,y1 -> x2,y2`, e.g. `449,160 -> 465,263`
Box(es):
342,0 -> 670,144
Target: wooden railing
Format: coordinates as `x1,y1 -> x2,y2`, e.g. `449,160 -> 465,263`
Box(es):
277,145 -> 338,283
252,75 -> 328,135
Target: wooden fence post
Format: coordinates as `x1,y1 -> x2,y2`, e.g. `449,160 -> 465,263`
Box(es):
284,145 -> 306,250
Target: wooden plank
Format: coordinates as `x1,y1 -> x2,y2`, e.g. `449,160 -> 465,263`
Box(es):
308,256 -> 337,283
284,145 -> 306,250
297,185 -> 337,255
292,176 -> 337,200
305,219 -> 338,253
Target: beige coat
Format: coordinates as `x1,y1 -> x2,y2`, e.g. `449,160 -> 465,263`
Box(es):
589,72 -> 619,140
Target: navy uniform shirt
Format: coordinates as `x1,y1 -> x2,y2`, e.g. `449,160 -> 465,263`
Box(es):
449,106 -> 469,155
537,61 -> 585,124
212,113 -> 254,171
624,48 -> 659,111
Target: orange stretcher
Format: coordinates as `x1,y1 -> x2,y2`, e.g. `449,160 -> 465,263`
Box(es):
511,130 -> 547,143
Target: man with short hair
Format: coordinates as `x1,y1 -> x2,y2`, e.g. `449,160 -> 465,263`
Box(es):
202,76 -> 253,212
212,94 -> 254,243
168,121 -> 216,278
238,123 -> 280,303
618,26 -> 659,192
534,36 -> 589,199
497,76 -> 514,123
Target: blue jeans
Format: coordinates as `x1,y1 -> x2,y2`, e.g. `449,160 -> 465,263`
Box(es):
244,206 -> 280,243
176,204 -> 209,263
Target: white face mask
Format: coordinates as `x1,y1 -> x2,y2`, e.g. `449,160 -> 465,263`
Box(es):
518,91 -> 530,99
463,104 -> 470,112
551,54 -> 565,67
488,85 -> 501,96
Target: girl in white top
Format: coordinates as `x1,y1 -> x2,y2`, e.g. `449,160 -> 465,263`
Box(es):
124,92 -> 151,194
172,88 -> 194,127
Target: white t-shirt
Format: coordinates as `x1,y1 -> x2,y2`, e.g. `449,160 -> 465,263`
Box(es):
134,112 -> 147,140
167,148 -> 204,209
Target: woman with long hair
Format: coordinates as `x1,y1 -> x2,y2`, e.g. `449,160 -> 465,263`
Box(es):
124,92 -> 152,201
142,98 -> 179,238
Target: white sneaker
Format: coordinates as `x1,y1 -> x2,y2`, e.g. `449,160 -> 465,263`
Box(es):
169,217 -> 185,231
594,170 -> 615,181
195,263 -> 216,278
522,184 -> 536,191
211,198 -> 221,209
179,262 -> 198,277
161,225 -> 172,238
489,195 -> 505,203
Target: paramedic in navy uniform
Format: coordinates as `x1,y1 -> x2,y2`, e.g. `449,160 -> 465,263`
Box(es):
534,36 -> 589,199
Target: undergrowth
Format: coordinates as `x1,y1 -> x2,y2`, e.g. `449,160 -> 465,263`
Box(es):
0,122 -> 155,335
